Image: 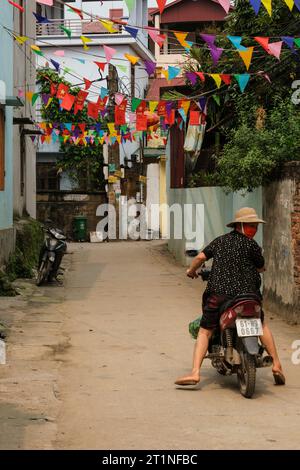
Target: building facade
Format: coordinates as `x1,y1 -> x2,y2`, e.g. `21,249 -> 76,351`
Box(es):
0,4 -> 15,265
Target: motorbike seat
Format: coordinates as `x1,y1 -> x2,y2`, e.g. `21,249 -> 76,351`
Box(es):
219,293 -> 262,314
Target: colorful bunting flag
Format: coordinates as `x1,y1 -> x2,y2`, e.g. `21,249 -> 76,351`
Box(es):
261,0 -> 272,16
124,53 -> 139,65
59,25 -> 72,38
268,41 -> 283,59
124,26 -> 138,39
124,0 -> 136,12
156,0 -> 167,14
234,74 -> 250,93
144,60 -> 156,76
168,66 -> 181,80
100,19 -> 118,34
227,36 -> 247,51
238,47 -> 254,70
103,45 -> 116,63
210,74 -> 222,88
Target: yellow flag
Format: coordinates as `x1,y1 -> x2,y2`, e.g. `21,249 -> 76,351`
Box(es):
210,74 -> 222,88
15,35 -> 29,45
149,101 -> 158,113
116,135 -> 121,144
174,32 -> 189,49
25,91 -> 33,102
45,97 -> 53,109
161,69 -> 169,80
283,0 -> 294,10
100,19 -> 118,34
124,53 -> 139,65
181,100 -> 190,115
107,122 -> 116,135
238,47 -> 254,71
80,35 -> 92,50
261,0 -> 272,16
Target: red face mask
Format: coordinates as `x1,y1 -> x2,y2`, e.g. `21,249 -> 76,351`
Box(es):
242,223 -> 257,239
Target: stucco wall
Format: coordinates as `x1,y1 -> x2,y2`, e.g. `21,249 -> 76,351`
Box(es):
263,163 -> 300,323
0,4 -> 14,232
13,0 -> 37,219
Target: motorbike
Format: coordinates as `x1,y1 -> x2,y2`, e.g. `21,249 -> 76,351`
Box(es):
186,251 -> 273,398
36,220 -> 67,286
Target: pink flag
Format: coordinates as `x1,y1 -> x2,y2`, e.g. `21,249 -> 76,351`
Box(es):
268,41 -> 283,60
148,29 -> 166,47
216,0 -> 230,13
36,1 -> 54,5
103,45 -> 116,63
54,50 -> 65,57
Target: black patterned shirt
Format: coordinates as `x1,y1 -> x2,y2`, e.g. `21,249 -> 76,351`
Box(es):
202,230 -> 264,297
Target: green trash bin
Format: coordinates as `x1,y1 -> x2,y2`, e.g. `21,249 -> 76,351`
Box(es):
73,215 -> 88,242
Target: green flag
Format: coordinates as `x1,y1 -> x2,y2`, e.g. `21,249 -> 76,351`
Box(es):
131,97 -> 141,112
59,25 -> 72,39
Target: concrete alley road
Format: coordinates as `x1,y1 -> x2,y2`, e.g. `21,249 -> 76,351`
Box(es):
1,241 -> 300,450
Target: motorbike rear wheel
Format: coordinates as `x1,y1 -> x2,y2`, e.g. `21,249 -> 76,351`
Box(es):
237,352 -> 256,398
36,260 -> 51,286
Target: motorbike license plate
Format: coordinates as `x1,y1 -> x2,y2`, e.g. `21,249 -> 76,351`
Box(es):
236,318 -> 263,337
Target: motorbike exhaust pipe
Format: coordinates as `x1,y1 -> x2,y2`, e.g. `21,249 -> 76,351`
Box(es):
262,355 -> 273,367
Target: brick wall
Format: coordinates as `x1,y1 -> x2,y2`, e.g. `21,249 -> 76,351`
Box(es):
36,191 -> 107,240
263,162 -> 300,323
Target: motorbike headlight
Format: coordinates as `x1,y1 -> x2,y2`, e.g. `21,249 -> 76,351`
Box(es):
50,239 -> 57,248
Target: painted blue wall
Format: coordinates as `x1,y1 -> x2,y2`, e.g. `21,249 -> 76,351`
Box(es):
0,4 -> 13,230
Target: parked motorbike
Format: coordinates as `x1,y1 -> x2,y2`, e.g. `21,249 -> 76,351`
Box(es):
36,220 -> 67,286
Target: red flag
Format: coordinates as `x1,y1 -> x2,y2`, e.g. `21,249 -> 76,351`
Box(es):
220,74 -> 231,85
50,83 -> 57,96
56,83 -> 69,99
156,0 -> 167,14
94,62 -> 106,72
74,90 -> 89,114
195,72 -> 205,82
254,37 -> 270,52
87,102 -> 100,119
97,95 -> 108,111
61,93 -> 75,111
136,114 -> 148,131
189,111 -> 200,125
84,78 -> 92,90
157,101 -> 166,116
165,109 -> 175,126
115,99 -> 127,125
78,123 -> 86,134
67,4 -> 83,19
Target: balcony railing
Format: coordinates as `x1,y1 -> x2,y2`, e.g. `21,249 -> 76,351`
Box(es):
36,18 -> 123,37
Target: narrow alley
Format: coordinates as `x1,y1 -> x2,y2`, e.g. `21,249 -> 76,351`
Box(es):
0,242 -> 300,450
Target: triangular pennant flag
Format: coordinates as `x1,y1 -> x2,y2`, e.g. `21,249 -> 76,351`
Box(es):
178,108 -> 187,123
131,97 -> 142,112
101,87 -> 109,99
199,97 -> 207,112
31,45 -> 44,56
50,58 -> 60,72
238,47 -> 254,71
234,74 -> 250,92
227,35 -> 247,51
59,25 -> 72,38
33,12 -> 51,24
174,32 -> 189,49
14,35 -> 29,45
54,50 -> 65,57
156,0 -> 167,13
124,26 -> 138,39
124,0 -> 136,12
281,36 -> 295,50
268,41 -> 283,60
283,0 -> 294,10
261,0 -> 272,16
294,38 -> 300,48
161,69 -> 169,81
220,74 -> 231,85
168,66 -> 180,80
84,78 -> 92,90
94,62 -> 106,72
195,71 -> 205,82
100,19 -> 118,34
249,0 -> 261,14
217,0 -> 230,13
186,72 -> 198,86
67,5 -> 83,20
103,45 -> 116,63
116,64 -> 128,73
144,60 -> 156,76
210,74 -> 222,88
295,0 -> 300,11
209,45 -> 223,65
148,29 -> 166,47
80,36 -> 92,50
212,95 -> 220,106
31,93 -> 39,106
254,36 -> 270,52
115,93 -> 125,106
200,34 -> 216,46
149,101 -> 158,113
124,53 -> 139,65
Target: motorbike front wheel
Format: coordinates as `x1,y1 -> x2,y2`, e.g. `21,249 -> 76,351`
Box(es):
36,260 -> 51,286
237,352 -> 256,398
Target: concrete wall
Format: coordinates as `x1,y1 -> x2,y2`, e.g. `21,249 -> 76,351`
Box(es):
263,162 -> 300,323
167,187 -> 263,266
13,0 -> 37,219
0,3 -> 14,262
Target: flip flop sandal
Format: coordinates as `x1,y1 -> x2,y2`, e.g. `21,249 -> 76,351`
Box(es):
174,379 -> 200,386
273,371 -> 286,385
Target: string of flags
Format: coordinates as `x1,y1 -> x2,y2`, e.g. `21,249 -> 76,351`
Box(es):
6,0 -> 300,17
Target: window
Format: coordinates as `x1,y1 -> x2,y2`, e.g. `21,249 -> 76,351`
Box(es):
36,163 -> 60,191
0,108 -> 5,191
